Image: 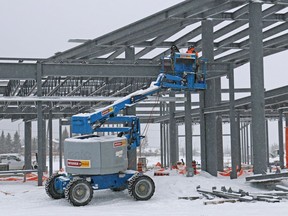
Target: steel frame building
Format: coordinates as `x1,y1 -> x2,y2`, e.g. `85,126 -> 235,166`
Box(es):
1,0 -> 288,185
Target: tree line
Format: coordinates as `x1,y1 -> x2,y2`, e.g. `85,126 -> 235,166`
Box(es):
0,131 -> 21,154
0,127 -> 70,155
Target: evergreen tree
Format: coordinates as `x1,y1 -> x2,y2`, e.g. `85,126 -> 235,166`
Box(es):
5,133 -> 12,153
12,131 -> 21,153
0,131 -> 6,154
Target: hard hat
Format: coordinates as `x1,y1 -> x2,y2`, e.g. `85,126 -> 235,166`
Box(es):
188,44 -> 195,49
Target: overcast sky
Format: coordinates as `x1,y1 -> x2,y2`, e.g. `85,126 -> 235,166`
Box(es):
1,0 -> 183,57
0,0 -> 287,147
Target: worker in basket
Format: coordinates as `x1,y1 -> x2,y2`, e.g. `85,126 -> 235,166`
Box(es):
186,44 -> 198,57
186,45 -> 201,83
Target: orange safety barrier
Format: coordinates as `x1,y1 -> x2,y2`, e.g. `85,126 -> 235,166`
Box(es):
137,162 -> 143,172
218,167 -> 243,177
0,173 -> 48,182
154,171 -> 169,176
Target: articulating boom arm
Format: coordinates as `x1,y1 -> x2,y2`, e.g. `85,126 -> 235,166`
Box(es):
71,52 -> 207,137
71,81 -> 161,134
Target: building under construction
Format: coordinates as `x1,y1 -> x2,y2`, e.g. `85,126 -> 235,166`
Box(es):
0,0 -> 288,185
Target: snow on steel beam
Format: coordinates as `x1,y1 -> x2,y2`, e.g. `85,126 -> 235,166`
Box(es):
211,4 -> 286,56
217,32 -> 288,63
0,62 -> 160,79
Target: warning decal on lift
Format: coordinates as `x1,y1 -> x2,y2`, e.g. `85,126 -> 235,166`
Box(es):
67,159 -> 91,168
101,107 -> 114,116
113,140 -> 127,148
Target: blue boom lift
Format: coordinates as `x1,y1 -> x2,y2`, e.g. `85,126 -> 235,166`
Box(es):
45,51 -> 207,206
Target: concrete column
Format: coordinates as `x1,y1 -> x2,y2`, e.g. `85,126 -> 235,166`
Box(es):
202,19 -> 218,176
185,91 -> 193,176
278,110 -> 284,168
169,91 -> 178,166
249,2 -> 267,174
24,120 -> 32,170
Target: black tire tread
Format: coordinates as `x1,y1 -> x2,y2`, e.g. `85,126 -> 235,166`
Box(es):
65,178 -> 93,206
45,173 -> 65,199
128,174 -> 155,201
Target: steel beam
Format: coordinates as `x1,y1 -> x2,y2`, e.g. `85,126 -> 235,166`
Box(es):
49,0 -> 215,60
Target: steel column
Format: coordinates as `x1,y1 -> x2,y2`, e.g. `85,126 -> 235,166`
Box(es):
229,66 -> 238,179
42,120 -> 46,172
249,2 -> 267,174
24,120 -> 32,170
286,115 -> 288,168
125,106 -> 137,170
278,110 -> 284,168
265,120 -> 270,167
48,108 -> 53,176
240,123 -> 244,163
166,123 -> 170,167
202,19 -> 218,176
246,124 -> 250,164
59,119 -> 63,170
185,91 -> 193,176
237,112 -> 242,169
250,121 -> 254,165
169,91 -> 178,167
199,91 -> 206,171
125,47 -> 135,61
243,123 -> 247,164
160,101 -> 164,167
37,63 -> 44,186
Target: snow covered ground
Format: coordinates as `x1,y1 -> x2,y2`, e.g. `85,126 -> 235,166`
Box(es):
1,166 -> 288,216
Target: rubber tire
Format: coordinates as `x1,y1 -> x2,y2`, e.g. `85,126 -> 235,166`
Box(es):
45,173 -> 65,199
65,178 -> 93,206
130,175 -> 155,201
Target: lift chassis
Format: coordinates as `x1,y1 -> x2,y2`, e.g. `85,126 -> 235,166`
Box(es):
45,52 -> 207,206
